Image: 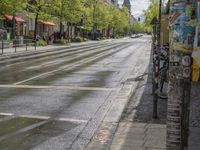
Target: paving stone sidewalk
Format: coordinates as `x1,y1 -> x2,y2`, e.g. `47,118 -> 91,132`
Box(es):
110,68 -> 167,150
188,82 -> 200,150
109,71 -> 200,150
110,122 -> 166,150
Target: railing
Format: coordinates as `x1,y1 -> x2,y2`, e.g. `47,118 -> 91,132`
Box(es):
0,39 -> 36,55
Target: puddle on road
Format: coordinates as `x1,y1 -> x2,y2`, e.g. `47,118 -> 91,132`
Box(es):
0,119 -> 78,150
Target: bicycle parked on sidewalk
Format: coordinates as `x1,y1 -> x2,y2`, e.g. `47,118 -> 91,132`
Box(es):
157,44 -> 169,99
152,43 -> 169,98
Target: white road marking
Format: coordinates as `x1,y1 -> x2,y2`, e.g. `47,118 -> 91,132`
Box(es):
20,115 -> 50,120
57,118 -> 87,123
13,70 -> 60,85
13,44 -> 127,85
0,84 -> 119,91
0,112 -> 13,116
0,113 -> 87,123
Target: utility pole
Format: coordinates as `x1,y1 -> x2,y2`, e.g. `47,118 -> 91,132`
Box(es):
152,0 -> 162,119
167,1 -> 196,149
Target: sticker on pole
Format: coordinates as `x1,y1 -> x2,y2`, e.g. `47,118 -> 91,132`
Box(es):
183,67 -> 191,78
182,55 -> 191,66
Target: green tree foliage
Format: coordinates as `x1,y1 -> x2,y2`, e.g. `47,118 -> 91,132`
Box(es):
115,7 -> 129,34
54,0 -> 83,34
0,0 -> 27,37
81,0 -> 130,37
27,0 -> 55,39
0,0 -> 27,15
131,22 -> 152,33
1,0 -> 132,39
143,0 -> 159,27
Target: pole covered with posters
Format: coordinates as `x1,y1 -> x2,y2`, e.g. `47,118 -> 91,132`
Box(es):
167,0 -> 196,149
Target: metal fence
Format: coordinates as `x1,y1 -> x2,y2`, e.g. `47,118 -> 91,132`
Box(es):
0,38 -> 36,55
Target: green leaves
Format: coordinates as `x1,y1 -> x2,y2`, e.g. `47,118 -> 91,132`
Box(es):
0,0 -> 27,14
81,0 -> 130,34
27,0 -> 54,20
0,0 -> 132,36
143,0 -> 159,27
54,0 -> 83,23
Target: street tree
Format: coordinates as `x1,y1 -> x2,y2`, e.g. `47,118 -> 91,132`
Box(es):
0,0 -> 27,38
143,0 -> 159,32
116,7 -> 129,35
54,0 -> 83,36
79,0 -> 131,38
95,4 -> 110,31
82,0 -> 110,39
81,3 -> 93,31
27,0 -> 54,40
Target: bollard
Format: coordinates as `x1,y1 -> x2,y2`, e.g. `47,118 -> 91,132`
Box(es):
26,40 -> 27,51
14,40 -> 17,53
1,38 -> 3,54
35,41 -> 36,50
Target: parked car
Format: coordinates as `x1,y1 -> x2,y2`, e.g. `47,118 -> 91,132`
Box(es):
131,33 -> 143,38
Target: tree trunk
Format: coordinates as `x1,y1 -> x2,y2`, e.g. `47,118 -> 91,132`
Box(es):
59,1 -> 64,38
92,1 -> 98,40
107,25 -> 110,39
34,13 -> 39,40
113,27 -> 115,38
12,13 -> 16,39
70,25 -> 73,41
67,25 -> 70,42
59,18 -> 63,38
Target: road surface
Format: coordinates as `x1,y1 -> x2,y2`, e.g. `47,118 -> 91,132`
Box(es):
0,36 -> 151,150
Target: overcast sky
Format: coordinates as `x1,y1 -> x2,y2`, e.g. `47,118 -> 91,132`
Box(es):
118,0 -> 150,18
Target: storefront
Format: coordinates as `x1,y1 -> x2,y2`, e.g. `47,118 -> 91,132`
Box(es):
37,21 -> 56,37
3,15 -> 26,37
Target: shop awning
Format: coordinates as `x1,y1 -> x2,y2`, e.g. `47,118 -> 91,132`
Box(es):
39,21 -> 56,26
4,15 -> 26,24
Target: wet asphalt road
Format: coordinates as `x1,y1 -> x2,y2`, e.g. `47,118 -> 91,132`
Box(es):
0,36 -> 151,150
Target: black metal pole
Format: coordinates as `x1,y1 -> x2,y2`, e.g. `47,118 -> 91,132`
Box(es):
35,40 -> 36,50
14,39 -> 17,53
153,0 -> 162,119
26,40 -> 27,51
1,38 -> 3,54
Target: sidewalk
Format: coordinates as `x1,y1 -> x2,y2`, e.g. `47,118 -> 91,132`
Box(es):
189,82 -> 200,150
110,123 -> 166,150
0,40 -> 97,56
110,72 -> 200,150
87,65 -> 200,149
109,68 -> 167,150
